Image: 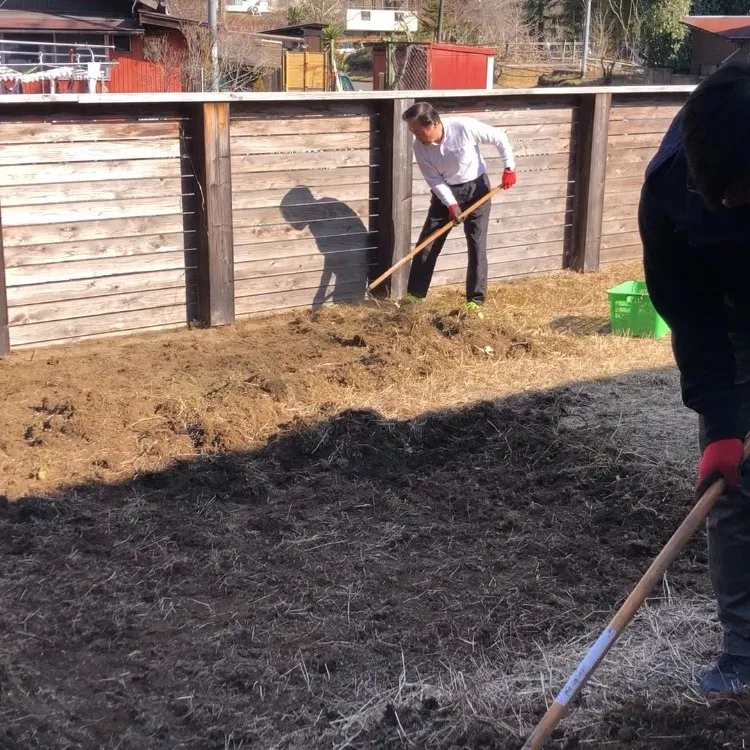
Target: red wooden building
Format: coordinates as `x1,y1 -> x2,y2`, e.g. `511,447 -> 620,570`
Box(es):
0,0 -> 186,94
372,42 -> 496,91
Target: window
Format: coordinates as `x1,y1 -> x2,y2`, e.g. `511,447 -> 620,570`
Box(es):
394,11 -> 405,21
113,35 -> 132,53
361,10 -> 371,20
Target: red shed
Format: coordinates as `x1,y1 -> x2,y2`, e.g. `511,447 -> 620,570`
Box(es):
372,42 -> 495,90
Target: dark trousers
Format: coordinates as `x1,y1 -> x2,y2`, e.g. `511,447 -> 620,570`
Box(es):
407,173 -> 491,303
702,333 -> 750,656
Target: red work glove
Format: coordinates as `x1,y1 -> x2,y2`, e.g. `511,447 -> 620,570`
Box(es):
697,438 -> 744,494
502,168 -> 517,190
448,203 -> 462,224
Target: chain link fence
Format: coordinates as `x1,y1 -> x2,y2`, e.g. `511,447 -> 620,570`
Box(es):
386,43 -> 429,90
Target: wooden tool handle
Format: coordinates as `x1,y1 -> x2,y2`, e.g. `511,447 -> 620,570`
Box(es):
367,185 -> 502,294
521,455 -> 748,750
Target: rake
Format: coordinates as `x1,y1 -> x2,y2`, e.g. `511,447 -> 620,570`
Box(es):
520,445 -> 750,750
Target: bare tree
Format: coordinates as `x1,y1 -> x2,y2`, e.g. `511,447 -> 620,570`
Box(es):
180,23 -> 279,92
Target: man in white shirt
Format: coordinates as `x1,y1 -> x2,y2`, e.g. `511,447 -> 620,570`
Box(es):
403,102 -> 516,312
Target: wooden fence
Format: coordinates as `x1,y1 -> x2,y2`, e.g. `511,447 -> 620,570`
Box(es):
0,86 -> 694,354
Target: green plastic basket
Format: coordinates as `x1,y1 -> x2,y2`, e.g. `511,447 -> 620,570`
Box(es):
607,280 -> 670,339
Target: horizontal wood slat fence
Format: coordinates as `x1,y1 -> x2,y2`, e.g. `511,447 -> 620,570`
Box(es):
0,87 -> 693,353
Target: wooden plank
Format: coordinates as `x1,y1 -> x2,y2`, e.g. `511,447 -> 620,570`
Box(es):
235,267 -> 368,297
606,147 -> 659,166
601,244 -> 642,263
413,139 -> 574,163
482,122 -> 576,140
608,117 -> 674,136
230,115 -> 376,137
2,213 -> 189,248
412,201 -> 572,230
8,304 -> 189,347
412,169 -> 574,194
233,199 -> 376,230
376,97 -> 413,299
233,166 -> 374,193
603,176 -> 645,195
231,132 -> 376,155
232,101 -> 376,120
0,199 -> 7,354
1,177 -> 186,208
0,157 -> 184,187
196,101 -> 235,326
232,148 -> 379,174
235,248 -> 371,280
433,239 -> 564,265
608,133 -> 664,150
2,195 -> 185,227
601,217 -> 639,235
601,231 -> 641,250
8,285 -> 195,325
6,251 -> 195,288
603,190 -> 640,210
233,183 -> 374,211
235,284 -> 364,317
570,92 -> 611,272
235,217 -> 374,245
609,105 -> 682,121
0,120 -> 179,145
602,203 -> 639,222
410,223 -> 568,247
4,235 -> 189,268
0,139 -> 181,167
11,320 -> 186,350
431,254 -> 564,287
439,106 -> 578,126
234,233 -> 376,262
6,267 -> 192,305
436,237 -> 565,260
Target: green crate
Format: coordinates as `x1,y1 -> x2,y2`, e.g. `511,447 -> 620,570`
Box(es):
607,280 -> 670,339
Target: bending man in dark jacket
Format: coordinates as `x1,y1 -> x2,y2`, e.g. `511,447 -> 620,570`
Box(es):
640,63 -> 750,695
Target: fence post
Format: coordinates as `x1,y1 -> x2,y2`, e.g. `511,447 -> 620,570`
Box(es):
193,101 -> 235,326
571,91 -> 611,272
0,200 -> 8,355
378,96 -> 414,299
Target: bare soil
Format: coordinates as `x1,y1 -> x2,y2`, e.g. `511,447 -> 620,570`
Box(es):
2,266 -> 744,749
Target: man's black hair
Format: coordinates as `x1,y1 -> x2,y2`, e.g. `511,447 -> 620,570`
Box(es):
402,101 -> 441,127
681,62 -> 750,210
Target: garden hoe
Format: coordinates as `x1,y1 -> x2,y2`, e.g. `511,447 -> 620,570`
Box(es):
366,185 -> 502,295
520,439 -> 750,750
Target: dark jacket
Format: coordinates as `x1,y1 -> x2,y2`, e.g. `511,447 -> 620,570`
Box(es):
640,112 -> 750,444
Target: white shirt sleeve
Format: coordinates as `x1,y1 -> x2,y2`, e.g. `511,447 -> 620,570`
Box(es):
413,146 -> 457,206
465,118 -> 516,172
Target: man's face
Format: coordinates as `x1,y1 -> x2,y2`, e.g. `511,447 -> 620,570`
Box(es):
408,120 -> 442,145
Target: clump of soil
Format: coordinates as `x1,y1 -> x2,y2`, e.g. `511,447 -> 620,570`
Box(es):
0,386 -> 716,750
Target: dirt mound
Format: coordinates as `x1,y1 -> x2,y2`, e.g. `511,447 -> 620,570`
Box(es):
0,384 -> 712,750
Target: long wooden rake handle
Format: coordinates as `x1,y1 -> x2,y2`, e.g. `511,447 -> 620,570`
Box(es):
367,185 -> 502,294
520,449 -> 750,750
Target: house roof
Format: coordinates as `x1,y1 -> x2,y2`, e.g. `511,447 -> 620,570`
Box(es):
260,23 -> 327,37
682,16 -> 750,42
0,1 -> 145,33
0,9 -> 141,33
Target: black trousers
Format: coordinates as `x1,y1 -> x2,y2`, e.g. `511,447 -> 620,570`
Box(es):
407,173 -> 491,303
702,333 -> 750,656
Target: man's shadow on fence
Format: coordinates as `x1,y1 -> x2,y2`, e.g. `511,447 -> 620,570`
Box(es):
280,186 -> 373,310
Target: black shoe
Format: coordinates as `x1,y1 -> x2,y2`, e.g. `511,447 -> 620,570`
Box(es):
700,653 -> 750,696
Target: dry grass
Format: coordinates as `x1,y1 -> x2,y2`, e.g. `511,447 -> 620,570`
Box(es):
0,262 -> 677,499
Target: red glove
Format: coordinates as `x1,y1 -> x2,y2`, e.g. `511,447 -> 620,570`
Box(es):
448,203 -> 462,223
502,168 -> 517,190
698,438 -> 744,493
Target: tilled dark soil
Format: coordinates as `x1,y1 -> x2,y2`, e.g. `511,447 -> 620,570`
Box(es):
2,384 -> 739,750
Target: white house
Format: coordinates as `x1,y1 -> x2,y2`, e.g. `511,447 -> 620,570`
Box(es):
345,0 -> 418,34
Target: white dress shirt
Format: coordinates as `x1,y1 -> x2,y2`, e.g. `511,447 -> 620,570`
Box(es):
412,116 -> 516,207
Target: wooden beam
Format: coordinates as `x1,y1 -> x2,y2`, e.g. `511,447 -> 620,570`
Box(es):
378,98 -> 414,299
571,92 -> 611,272
193,102 -> 235,326
0,197 -> 8,355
